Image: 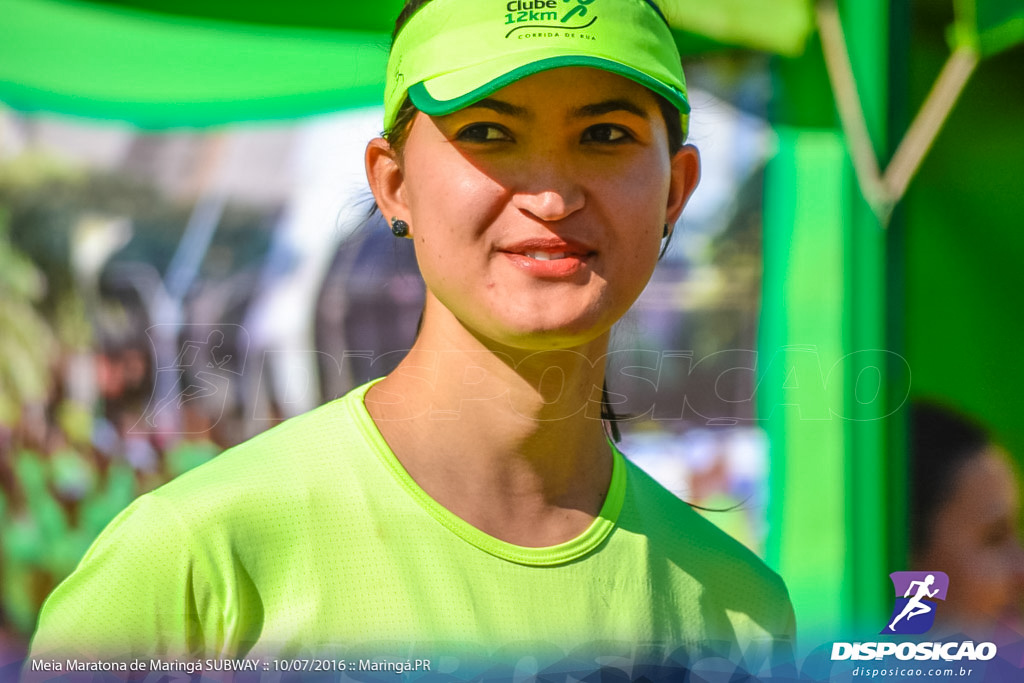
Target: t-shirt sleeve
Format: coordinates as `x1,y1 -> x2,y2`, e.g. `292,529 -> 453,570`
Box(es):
26,493 -> 208,663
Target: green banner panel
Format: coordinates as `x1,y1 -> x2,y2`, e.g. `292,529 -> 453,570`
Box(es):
762,127 -> 849,643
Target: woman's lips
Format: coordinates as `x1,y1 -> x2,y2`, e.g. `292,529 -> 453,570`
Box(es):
501,252 -> 590,276
498,238 -> 595,278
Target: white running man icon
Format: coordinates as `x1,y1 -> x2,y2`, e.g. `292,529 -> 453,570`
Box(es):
889,574 -> 939,631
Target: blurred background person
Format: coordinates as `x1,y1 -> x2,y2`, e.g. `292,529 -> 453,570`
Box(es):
910,401 -> 1024,640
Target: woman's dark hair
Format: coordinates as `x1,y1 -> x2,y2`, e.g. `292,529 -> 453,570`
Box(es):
388,0 -> 685,442
909,401 -> 991,558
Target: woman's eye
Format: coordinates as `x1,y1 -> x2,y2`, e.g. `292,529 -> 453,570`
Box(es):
456,124 -> 512,142
582,124 -> 631,143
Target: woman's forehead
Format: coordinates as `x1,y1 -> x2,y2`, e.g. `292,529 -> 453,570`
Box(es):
452,67 -> 661,114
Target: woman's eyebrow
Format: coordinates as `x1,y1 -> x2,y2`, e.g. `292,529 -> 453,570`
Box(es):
572,99 -> 649,119
462,98 -> 529,117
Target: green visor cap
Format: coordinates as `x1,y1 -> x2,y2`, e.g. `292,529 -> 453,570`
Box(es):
384,0 -> 690,132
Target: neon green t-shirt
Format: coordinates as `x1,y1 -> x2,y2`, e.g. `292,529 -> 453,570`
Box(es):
30,381 -> 795,675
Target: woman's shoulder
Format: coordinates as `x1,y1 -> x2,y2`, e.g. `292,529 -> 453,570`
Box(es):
55,380 -> 388,575
151,381 -> 381,512
619,456 -> 794,629
29,383 -> 387,661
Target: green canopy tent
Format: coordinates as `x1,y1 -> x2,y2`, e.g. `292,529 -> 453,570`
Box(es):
0,0 -> 812,128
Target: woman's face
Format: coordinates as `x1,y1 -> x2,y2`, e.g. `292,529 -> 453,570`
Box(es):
916,448 -> 1024,635
367,67 -> 699,353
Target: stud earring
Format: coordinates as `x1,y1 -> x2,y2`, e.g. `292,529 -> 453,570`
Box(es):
390,217 -> 409,238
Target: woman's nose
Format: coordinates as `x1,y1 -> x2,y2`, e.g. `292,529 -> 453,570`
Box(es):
510,163 -> 585,222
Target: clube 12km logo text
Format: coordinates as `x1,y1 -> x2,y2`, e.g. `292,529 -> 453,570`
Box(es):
505,0 -> 596,27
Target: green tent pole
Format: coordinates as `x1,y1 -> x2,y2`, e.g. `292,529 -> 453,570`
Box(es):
838,0 -> 892,633
884,0 -> 912,587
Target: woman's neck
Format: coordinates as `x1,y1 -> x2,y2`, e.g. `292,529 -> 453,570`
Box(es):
364,319 -> 615,547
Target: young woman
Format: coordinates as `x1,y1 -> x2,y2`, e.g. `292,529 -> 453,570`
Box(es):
29,0 -> 795,676
910,402 -> 1024,640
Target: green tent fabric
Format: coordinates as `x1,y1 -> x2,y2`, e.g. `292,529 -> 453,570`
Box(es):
0,0 -> 392,129
663,0 -> 812,56
0,0 -> 813,129
954,0 -> 1024,55
64,0 -> 408,34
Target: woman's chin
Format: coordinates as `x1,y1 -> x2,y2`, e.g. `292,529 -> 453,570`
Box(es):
491,301 -> 628,349
471,321 -> 611,354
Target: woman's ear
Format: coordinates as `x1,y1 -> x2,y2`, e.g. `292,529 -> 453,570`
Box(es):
365,137 -> 410,229
666,144 -> 701,228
